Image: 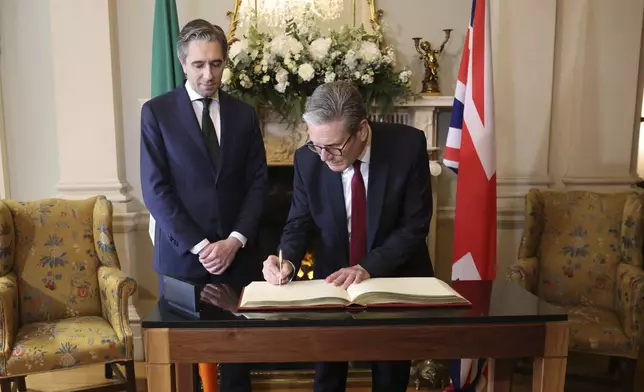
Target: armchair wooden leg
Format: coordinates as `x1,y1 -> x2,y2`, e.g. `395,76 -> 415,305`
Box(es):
15,377 -> 26,392
622,358 -> 636,392
124,360 -> 137,392
609,356 -> 619,376
105,362 -> 114,379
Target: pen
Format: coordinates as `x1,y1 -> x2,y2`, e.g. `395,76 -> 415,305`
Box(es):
278,249 -> 283,287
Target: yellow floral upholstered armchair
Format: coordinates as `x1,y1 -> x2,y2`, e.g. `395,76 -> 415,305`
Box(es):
0,196 -> 137,392
506,189 -> 644,389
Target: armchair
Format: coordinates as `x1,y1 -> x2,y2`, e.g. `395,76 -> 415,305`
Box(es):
0,196 -> 137,391
507,189 -> 644,390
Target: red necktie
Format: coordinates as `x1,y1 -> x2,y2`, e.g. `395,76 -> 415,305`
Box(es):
350,160 -> 367,266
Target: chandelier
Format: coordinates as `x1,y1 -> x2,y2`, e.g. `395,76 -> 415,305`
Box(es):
240,0 -> 344,30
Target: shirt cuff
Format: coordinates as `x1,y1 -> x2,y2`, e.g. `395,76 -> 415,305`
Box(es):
286,260 -> 297,282
229,231 -> 247,248
190,238 -> 210,255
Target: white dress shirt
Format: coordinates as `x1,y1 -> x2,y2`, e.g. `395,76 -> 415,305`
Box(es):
184,81 -> 247,254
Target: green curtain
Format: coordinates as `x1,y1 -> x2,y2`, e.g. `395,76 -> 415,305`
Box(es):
151,0 -> 184,97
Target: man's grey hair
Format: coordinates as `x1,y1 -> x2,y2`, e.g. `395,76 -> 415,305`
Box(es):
302,81 -> 367,136
176,19 -> 228,63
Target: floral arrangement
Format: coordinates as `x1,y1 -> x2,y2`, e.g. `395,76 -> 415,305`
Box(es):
222,12 -> 415,125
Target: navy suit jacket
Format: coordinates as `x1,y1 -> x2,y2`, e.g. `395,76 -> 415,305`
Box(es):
279,122 -> 434,279
140,86 -> 268,281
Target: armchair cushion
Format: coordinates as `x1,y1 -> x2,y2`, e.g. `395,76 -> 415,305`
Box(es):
5,316 -> 125,376
565,305 -> 637,358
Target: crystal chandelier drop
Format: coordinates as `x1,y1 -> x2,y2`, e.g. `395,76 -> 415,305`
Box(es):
240,0 -> 344,30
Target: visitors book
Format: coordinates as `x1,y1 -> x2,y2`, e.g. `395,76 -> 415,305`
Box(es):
237,277 -> 471,310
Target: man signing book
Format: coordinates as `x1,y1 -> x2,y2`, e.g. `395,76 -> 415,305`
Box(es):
262,81 -> 434,392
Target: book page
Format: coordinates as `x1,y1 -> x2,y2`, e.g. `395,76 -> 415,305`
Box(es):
346,277 -> 467,304
240,280 -> 351,308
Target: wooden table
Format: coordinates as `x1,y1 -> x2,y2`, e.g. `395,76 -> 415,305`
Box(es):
143,280 -> 569,391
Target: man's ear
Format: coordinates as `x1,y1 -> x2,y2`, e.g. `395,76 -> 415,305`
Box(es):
357,120 -> 369,141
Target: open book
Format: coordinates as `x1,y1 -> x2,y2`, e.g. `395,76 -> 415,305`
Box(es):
238,277 -> 471,310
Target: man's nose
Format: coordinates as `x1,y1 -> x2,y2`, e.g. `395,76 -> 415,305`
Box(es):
319,149 -> 331,162
203,66 -> 213,80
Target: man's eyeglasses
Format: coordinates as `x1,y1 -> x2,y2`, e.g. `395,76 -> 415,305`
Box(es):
305,135 -> 353,157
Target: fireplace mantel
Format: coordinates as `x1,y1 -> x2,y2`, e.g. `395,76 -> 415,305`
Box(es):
262,95 -> 453,168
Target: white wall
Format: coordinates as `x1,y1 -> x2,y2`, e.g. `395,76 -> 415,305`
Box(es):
0,0 -> 59,200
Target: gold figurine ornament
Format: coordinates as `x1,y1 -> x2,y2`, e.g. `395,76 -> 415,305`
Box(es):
412,29 -> 452,96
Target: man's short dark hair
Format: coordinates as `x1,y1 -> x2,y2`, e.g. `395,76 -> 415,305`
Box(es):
177,19 -> 228,63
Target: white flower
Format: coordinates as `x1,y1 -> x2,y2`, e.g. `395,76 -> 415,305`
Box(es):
221,68 -> 232,85
383,47 -> 397,66
298,63 -> 315,81
358,41 -> 380,63
262,75 -> 270,84
269,34 -> 303,58
275,68 -> 289,84
361,74 -> 374,84
344,50 -> 357,70
399,70 -> 412,84
309,38 -> 332,61
275,82 -> 289,93
239,73 -> 253,89
229,40 -> 248,60
324,72 -> 336,83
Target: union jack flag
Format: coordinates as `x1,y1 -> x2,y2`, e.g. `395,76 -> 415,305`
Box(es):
443,0 -> 496,390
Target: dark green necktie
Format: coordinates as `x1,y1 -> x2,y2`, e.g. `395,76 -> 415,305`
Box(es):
199,97 -> 220,168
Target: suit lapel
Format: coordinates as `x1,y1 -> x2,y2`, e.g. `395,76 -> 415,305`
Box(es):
324,167 -> 349,256
216,91 -> 234,183
175,87 -> 213,171
366,127 -> 389,250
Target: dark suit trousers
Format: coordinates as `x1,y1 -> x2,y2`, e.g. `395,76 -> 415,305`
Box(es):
314,360 -> 411,392
158,275 -> 252,392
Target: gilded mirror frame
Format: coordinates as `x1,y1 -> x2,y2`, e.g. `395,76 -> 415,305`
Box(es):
226,0 -> 384,43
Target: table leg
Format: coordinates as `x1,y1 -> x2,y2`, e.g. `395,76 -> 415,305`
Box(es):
532,357 -> 566,391
146,363 -> 175,392
532,321 -> 569,392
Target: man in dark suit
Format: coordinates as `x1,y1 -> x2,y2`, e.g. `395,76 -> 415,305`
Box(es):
141,19 -> 267,392
262,81 -> 434,392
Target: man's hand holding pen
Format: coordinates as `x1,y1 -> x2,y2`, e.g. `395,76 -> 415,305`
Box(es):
262,254 -> 294,285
